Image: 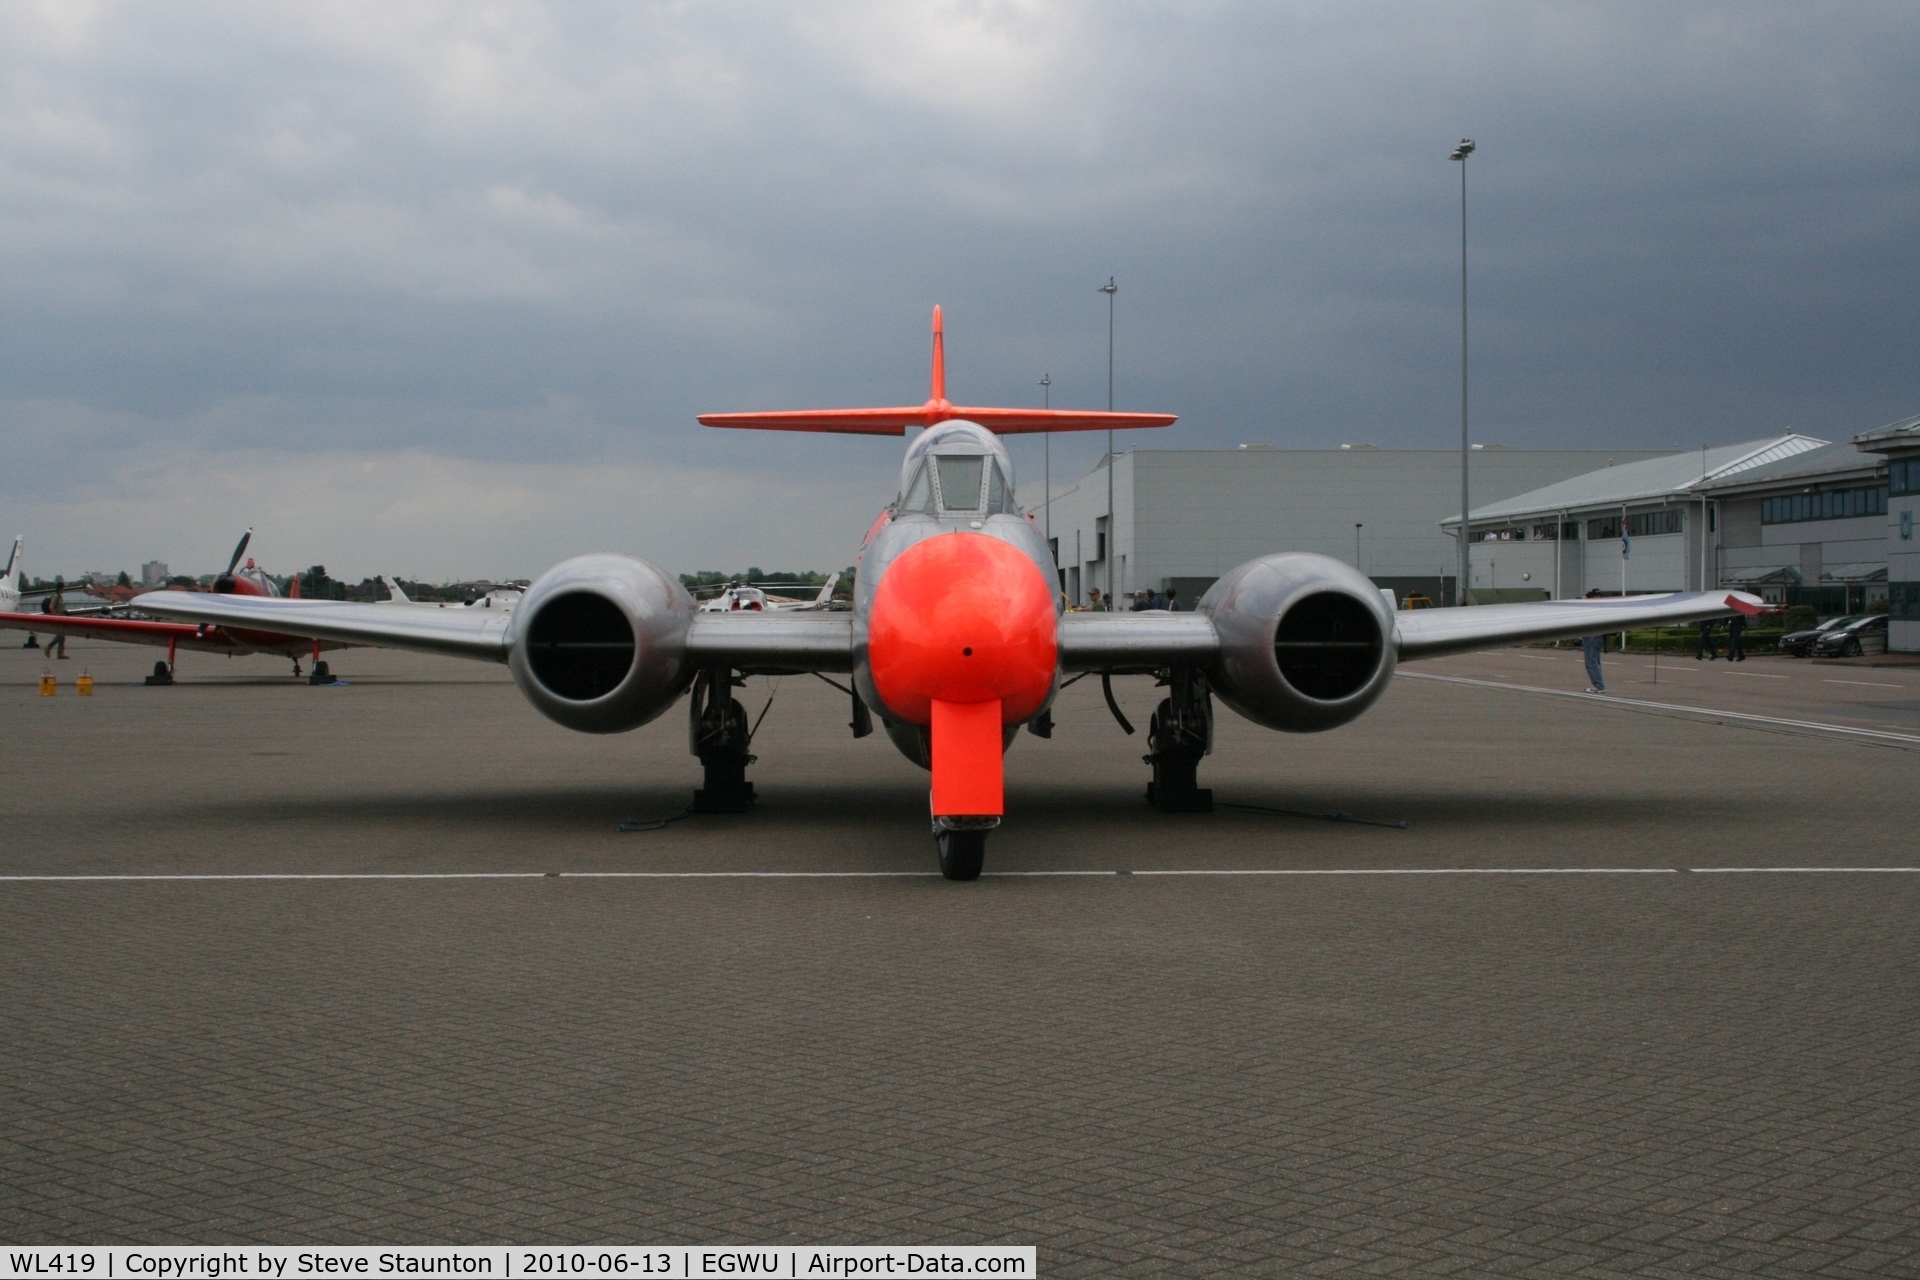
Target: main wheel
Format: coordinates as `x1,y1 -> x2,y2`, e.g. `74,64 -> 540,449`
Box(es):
936,829 -> 987,881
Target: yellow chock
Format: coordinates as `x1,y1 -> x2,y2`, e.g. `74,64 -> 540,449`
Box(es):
40,672 -> 57,697
76,673 -> 94,696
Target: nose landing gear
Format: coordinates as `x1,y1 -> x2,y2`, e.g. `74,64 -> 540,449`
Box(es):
932,816 -> 996,880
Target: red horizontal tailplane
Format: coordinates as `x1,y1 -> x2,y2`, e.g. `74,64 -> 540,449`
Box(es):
698,307 -> 1178,437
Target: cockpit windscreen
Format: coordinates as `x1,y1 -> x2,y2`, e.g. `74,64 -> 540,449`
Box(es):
935,456 -> 985,510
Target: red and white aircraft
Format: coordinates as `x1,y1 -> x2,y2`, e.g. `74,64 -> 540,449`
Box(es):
135,309 -> 1761,878
0,530 -> 352,685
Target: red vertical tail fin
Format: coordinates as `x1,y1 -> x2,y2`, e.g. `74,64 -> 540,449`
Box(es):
930,305 -> 946,404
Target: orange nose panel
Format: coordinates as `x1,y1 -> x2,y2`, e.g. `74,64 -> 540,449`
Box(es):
868,532 -> 1058,726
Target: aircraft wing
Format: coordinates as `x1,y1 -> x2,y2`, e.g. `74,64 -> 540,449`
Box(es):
1393,590 -> 1764,661
0,611 -> 214,650
1054,590 -> 1764,673
1058,612 -> 1221,673
686,613 -> 853,673
131,591 -> 511,661
132,590 -> 856,672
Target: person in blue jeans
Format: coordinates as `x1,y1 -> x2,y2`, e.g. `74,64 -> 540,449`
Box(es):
1580,589 -> 1606,692
1581,633 -> 1606,692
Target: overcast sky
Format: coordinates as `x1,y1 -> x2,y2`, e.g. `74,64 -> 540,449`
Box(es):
3,1 -> 1917,580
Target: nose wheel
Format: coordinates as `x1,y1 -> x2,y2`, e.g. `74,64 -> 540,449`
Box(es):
935,828 -> 987,881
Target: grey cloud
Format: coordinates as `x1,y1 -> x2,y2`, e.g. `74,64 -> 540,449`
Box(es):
2,2 -> 1917,575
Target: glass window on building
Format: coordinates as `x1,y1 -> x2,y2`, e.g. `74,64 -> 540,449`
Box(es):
1625,510 -> 1684,537
1762,484 -> 1888,524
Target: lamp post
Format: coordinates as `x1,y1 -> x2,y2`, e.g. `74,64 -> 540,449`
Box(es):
1040,373 -> 1053,584
1100,276 -> 1118,605
1355,522 -> 1363,572
1450,138 -> 1475,605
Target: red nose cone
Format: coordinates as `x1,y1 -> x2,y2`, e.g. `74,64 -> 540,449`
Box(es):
868,532 -> 1058,725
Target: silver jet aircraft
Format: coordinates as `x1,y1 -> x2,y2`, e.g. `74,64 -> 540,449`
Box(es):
137,309 -> 1761,879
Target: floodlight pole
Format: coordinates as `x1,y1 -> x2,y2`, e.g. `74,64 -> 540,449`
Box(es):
1040,373 -> 1053,585
1101,276 -> 1118,605
1451,139 -> 1475,605
1355,522 -> 1364,571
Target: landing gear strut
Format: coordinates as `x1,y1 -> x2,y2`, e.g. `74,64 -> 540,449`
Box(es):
690,667 -> 756,813
145,638 -> 177,686
307,642 -> 337,685
1146,668 -> 1213,813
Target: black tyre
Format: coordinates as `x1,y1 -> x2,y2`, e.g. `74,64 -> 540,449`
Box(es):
1844,638 -> 1862,657
937,829 -> 987,881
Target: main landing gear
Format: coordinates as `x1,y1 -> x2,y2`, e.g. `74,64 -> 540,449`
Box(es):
690,667 -> 756,813
145,638 -> 178,686
1145,668 -> 1214,813
303,643 -> 338,685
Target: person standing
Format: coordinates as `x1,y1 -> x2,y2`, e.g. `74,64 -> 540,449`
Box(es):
42,590 -> 67,660
1580,588 -> 1605,692
1726,613 -> 1747,662
1696,619 -> 1721,661
1165,586 -> 1182,612
1086,587 -> 1107,612
1581,633 -> 1605,693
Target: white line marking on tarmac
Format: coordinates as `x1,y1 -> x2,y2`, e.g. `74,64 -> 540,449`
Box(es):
1723,671 -> 1786,678
2,868 -> 1915,883
1401,672 -> 1920,746
1134,868 -> 1676,876
1825,679 -> 1904,689
1689,867 -> 1920,874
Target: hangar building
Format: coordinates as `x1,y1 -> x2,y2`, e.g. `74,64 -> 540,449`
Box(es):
1035,445 -> 1671,607
1440,434 -> 1826,600
1692,439 -> 1889,614
1853,412 -> 1920,653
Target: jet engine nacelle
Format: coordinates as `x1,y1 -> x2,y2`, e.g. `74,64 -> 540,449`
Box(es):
507,554 -> 695,734
1200,552 -> 1396,733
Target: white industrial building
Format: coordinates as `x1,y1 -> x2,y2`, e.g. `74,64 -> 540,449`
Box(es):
1853,412 -> 1920,652
1035,445 -> 1672,608
1692,440 -> 1889,614
1441,435 -> 1826,599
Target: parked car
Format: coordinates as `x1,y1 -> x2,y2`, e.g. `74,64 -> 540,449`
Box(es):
1780,614 -> 1862,657
1811,614 -> 1889,658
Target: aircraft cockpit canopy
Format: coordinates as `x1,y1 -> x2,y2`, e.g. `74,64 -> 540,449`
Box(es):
900,452 -> 1018,517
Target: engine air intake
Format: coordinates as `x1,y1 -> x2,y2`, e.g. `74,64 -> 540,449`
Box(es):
526,592 -> 636,701
1273,591 -> 1382,700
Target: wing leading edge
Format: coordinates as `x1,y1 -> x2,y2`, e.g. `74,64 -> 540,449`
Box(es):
133,591 -> 861,673
132,592 -> 512,662
1393,591 -> 1764,661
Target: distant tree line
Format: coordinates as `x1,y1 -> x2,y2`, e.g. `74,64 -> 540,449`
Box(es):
679,567 -> 857,595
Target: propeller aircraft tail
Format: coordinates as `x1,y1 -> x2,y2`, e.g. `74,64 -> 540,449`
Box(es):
699,307 -> 1178,437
